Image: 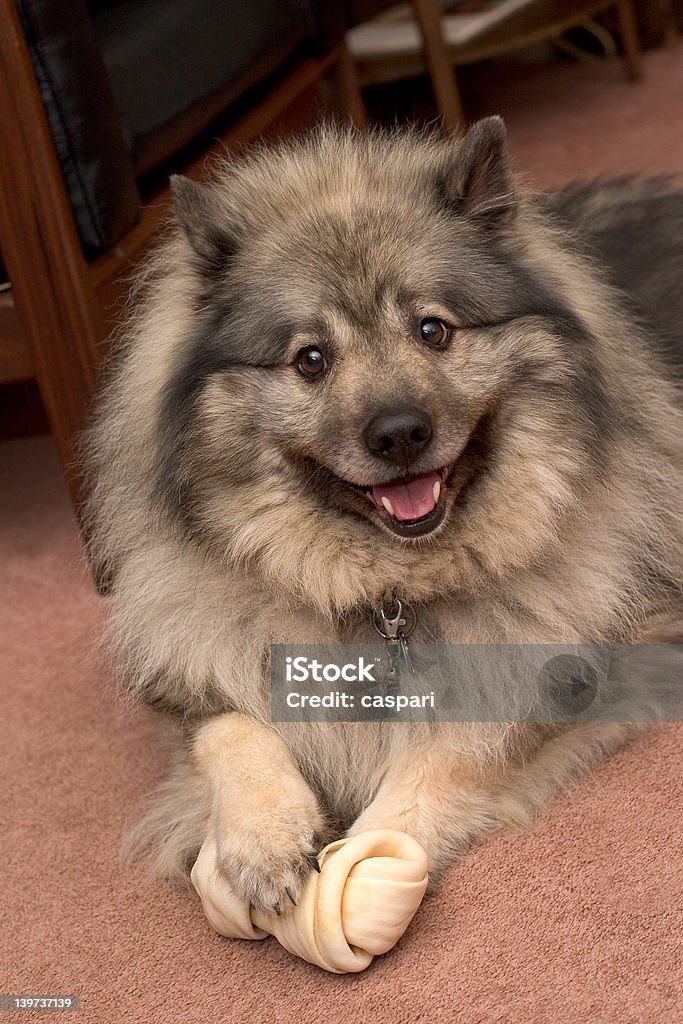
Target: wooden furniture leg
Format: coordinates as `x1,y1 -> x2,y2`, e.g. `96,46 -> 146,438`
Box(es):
615,0 -> 643,81
333,40 -> 370,128
412,0 -> 465,134
0,0 -> 103,510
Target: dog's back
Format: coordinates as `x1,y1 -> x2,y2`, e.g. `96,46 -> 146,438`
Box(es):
547,179 -> 683,378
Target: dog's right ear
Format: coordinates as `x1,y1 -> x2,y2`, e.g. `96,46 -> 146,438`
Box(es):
170,175 -> 235,273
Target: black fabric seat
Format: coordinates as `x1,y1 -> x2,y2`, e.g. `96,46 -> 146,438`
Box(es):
16,0 -> 140,257
15,0 -> 348,259
93,0 -> 317,175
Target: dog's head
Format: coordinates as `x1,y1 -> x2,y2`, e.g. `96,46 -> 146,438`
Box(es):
158,120 -> 608,611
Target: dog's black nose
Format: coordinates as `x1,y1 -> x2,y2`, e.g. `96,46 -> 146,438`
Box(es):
363,407 -> 433,466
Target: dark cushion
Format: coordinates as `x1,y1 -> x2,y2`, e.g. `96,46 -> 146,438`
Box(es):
92,0 -> 317,175
17,0 -> 344,258
17,0 -> 141,259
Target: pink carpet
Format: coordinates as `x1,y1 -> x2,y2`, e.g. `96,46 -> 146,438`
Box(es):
3,44 -> 683,1024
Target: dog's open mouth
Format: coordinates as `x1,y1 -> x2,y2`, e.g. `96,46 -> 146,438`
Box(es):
297,416 -> 491,541
350,466 -> 449,538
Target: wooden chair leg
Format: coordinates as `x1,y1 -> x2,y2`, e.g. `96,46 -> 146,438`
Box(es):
615,0 -> 643,81
332,40 -> 369,128
0,0 -> 103,512
411,0 -> 465,134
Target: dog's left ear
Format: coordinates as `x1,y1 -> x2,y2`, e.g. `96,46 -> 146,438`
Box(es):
171,175 -> 235,273
435,116 -> 517,225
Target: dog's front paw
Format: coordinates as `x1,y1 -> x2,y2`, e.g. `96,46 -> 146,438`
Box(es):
212,786 -> 326,914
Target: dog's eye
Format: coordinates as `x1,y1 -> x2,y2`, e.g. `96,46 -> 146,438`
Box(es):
419,318 -> 451,349
296,346 -> 327,378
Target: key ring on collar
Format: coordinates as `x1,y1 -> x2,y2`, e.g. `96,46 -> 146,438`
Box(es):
373,598 -> 417,640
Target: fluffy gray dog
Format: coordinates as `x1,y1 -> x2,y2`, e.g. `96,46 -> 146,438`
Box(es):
85,119 -> 683,914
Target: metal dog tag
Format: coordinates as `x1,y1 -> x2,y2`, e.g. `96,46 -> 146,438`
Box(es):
373,599 -> 417,678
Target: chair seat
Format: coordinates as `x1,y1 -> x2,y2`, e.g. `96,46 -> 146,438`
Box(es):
93,0 -> 316,174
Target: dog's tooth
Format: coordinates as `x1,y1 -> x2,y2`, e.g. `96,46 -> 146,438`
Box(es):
433,480 -> 441,503
381,496 -> 395,517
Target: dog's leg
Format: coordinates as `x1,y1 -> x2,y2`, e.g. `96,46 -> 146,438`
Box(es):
192,712 -> 326,912
348,723 -> 637,880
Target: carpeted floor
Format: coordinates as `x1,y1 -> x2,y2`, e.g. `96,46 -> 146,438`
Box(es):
3,44 -> 683,1024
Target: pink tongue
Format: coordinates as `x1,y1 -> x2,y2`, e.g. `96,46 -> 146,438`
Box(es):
372,471 -> 440,522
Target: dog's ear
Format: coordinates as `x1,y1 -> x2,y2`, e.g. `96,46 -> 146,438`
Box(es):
170,175 -> 235,273
435,116 -> 517,225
